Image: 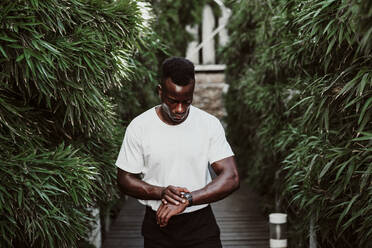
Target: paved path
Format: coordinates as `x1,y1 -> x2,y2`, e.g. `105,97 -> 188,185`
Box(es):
103,182 -> 269,248
213,182 -> 269,247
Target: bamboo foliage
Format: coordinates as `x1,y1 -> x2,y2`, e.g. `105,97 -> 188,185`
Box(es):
0,0 -> 161,247
223,0 -> 371,247
1,144 -> 96,247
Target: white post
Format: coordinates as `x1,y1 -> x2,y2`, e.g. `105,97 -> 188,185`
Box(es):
87,207 -> 102,248
185,24 -> 200,64
310,217 -> 317,248
202,5 -> 216,64
218,4 -> 230,47
269,213 -> 287,248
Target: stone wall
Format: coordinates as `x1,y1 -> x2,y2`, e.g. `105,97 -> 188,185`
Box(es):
193,71 -> 228,120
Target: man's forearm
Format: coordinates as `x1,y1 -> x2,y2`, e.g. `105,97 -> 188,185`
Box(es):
189,156 -> 240,206
117,169 -> 189,204
191,170 -> 239,206
117,170 -> 163,200
155,167 -> 239,228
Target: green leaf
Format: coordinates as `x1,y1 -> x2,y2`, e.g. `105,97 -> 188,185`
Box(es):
344,159 -> 355,190
39,40 -> 61,55
343,96 -> 362,110
358,97 -> 372,125
0,45 -> 8,58
337,73 -> 361,98
0,35 -> 17,42
30,0 -> 39,8
324,107 -> 329,132
289,96 -> 314,111
352,132 -> 372,141
337,195 -> 359,229
326,37 -> 336,55
17,190 -> 22,208
358,73 -> 368,96
319,158 -> 336,180
360,164 -> 372,193
323,19 -> 335,35
335,157 -> 353,181
16,53 -> 24,62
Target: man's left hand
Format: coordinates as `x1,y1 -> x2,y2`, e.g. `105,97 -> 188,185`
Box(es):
156,201 -> 188,227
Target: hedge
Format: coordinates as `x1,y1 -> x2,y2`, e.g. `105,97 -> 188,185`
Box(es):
223,0 -> 371,247
0,0 -> 161,247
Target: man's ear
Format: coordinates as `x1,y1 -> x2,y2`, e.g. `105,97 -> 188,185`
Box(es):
157,84 -> 162,98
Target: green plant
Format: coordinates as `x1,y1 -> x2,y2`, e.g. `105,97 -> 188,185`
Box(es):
0,0 -> 161,247
223,0 -> 371,247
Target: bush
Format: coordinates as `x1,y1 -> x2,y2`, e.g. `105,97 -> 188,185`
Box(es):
223,0 -> 372,247
0,0 -> 161,247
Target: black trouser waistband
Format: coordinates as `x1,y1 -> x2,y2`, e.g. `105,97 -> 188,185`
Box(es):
142,204 -> 221,247
145,205 -> 212,220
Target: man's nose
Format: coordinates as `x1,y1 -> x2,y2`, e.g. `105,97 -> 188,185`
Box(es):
175,103 -> 185,113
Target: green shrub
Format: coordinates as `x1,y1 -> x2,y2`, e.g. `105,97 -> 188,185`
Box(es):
0,0 -> 161,246
223,0 -> 372,247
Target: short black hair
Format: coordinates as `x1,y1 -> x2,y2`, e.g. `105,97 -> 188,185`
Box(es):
161,57 -> 195,86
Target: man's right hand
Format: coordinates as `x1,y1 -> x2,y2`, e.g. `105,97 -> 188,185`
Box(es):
161,186 -> 189,205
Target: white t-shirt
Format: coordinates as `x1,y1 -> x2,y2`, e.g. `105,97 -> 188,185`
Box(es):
115,105 -> 234,213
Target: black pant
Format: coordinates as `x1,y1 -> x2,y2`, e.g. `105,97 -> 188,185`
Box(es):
142,205 -> 222,248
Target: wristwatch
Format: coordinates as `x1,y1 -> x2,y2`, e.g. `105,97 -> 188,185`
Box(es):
182,192 -> 193,207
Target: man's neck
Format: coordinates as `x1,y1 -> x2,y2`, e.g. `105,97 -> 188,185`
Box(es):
155,105 -> 189,126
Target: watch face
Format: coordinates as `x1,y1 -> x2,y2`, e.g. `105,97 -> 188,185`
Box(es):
183,193 -> 192,206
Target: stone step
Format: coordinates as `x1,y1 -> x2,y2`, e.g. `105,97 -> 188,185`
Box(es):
195,64 -> 226,72
196,72 -> 225,84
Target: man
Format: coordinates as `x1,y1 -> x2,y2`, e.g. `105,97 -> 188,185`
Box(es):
116,57 -> 239,248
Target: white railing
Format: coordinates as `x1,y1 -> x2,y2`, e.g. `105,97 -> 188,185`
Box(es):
186,1 -> 231,65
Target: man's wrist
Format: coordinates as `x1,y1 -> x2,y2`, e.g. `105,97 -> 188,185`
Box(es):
158,186 -> 166,200
182,192 -> 193,207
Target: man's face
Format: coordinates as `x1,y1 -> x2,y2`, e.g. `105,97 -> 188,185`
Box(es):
158,77 -> 194,124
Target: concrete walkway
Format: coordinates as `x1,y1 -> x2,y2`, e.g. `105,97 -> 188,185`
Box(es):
102,182 -> 269,248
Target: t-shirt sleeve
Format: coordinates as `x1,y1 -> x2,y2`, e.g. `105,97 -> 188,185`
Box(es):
115,122 -> 144,174
208,118 -> 234,164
